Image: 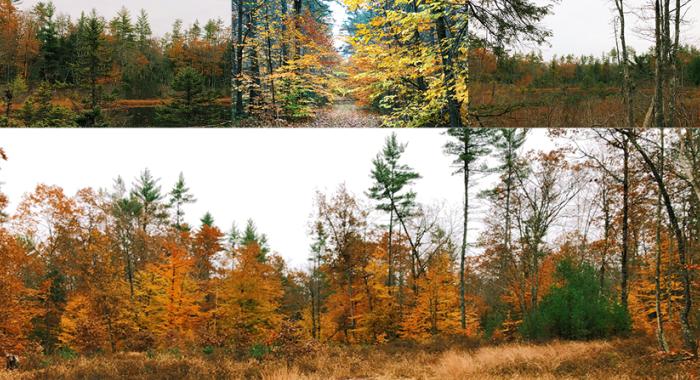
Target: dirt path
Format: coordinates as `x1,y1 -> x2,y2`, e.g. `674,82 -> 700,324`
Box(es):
296,101 -> 381,128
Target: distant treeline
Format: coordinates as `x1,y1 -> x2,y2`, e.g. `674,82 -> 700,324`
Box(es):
469,47 -> 700,89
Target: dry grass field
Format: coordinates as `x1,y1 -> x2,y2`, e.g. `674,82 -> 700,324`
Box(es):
1,337 -> 696,380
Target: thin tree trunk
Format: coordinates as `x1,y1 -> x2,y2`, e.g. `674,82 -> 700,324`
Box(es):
388,211 -> 394,288
264,8 -> 276,117
621,135 -> 630,311
615,0 -> 633,313
654,128 -> 670,353
233,0 -> 245,117
248,11 -> 261,108
293,0 -> 302,59
601,184 -> 611,291
3,89 -> 11,126
280,0 -> 289,66
460,144 -> 469,330
614,0 -> 634,130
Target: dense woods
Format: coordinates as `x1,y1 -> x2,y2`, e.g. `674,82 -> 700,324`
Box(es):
1,128 -> 699,371
1,0 -> 700,127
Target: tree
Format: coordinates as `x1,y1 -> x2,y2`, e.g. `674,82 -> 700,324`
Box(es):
74,10 -> 111,127
156,67 -> 216,127
131,168 -> 167,233
0,211 -> 40,354
241,219 -> 270,258
192,213 -> 223,282
623,130 -> 697,356
444,127 -> 493,330
514,150 -> 584,312
401,250 -> 461,340
169,172 -> 196,230
136,235 -> 203,349
219,242 -> 283,349
521,258 -> 629,341
368,133 -> 420,292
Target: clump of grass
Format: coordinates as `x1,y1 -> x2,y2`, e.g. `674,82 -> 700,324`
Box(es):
433,340 -> 613,379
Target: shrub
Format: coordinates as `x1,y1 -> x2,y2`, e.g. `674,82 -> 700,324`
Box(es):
249,343 -> 270,360
521,258 -> 630,341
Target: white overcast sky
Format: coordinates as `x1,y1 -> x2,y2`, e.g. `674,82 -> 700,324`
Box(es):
0,129 -> 563,269
19,0 -> 700,59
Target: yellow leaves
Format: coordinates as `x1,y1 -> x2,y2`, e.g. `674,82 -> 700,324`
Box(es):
400,251 -> 462,341
59,294 -> 110,354
343,0 -> 371,12
135,237 -> 203,349
218,243 -> 283,344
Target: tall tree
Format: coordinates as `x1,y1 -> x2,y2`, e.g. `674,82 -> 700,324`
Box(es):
443,127 -> 492,330
369,133 -> 421,291
74,10 -> 110,127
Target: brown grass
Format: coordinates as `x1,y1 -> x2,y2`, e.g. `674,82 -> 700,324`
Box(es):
1,338 -> 695,380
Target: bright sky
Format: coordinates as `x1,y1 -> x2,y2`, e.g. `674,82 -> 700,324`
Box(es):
0,129 -> 561,270
537,0 -> 700,59
19,0 -> 699,58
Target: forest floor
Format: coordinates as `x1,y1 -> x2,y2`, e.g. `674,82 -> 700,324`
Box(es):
2,337 -> 696,379
292,102 -> 382,128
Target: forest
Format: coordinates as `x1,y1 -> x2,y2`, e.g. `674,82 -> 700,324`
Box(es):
1,128 -> 699,378
1,0 -> 700,127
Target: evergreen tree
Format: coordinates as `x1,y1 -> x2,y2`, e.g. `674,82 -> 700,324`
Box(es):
134,9 -> 152,49
156,67 -> 216,126
33,2 -> 61,82
368,133 -> 420,289
242,218 -> 270,259
74,10 -> 110,127
131,168 -> 167,232
169,172 -> 196,230
19,82 -> 77,127
443,127 -> 494,330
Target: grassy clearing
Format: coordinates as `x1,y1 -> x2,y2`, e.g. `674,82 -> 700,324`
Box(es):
1,337 -> 695,379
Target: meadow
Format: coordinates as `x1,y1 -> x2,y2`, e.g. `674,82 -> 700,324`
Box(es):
2,337 -> 696,380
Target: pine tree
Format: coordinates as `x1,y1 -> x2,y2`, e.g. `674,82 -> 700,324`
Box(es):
368,133 -> 420,291
169,172 -> 196,230
156,67 -> 216,126
443,127 -> 493,330
74,10 -> 110,127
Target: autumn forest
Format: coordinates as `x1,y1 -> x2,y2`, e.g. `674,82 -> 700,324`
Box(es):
0,0 -> 699,127
0,128 -> 699,378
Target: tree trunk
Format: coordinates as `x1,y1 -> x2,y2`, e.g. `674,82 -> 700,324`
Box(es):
280,0 -> 289,66
248,11 -> 261,108
233,0 -> 245,118
293,0 -> 302,59
434,9 -> 462,128
460,144 -> 469,330
614,0 -> 634,130
601,184 -> 611,291
654,128 -> 670,353
388,211 -> 394,288
621,135 -> 629,311
264,7 -> 276,116
3,89 -> 11,127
